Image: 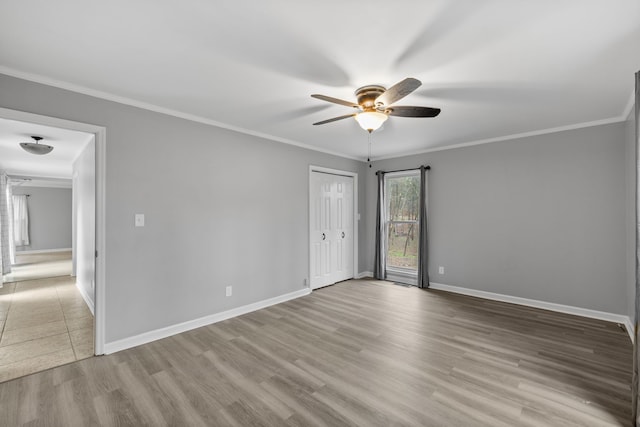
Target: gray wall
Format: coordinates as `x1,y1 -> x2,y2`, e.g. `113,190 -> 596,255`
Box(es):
73,140 -> 96,311
364,122 -> 628,315
1,71 -> 630,348
12,186 -> 72,252
0,74 -> 367,343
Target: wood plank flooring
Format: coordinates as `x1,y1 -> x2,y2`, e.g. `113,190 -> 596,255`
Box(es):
0,279 -> 633,426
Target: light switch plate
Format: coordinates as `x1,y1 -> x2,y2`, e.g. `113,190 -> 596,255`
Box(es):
135,214 -> 145,227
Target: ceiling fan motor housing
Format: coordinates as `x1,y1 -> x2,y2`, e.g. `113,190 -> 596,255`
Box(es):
355,85 -> 386,111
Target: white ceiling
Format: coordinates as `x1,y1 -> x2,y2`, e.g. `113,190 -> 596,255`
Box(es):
0,117 -> 92,178
1,1 -> 639,160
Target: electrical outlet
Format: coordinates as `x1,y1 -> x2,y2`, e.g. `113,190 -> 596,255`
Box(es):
135,214 -> 145,227
225,286 -> 232,297
438,266 -> 445,275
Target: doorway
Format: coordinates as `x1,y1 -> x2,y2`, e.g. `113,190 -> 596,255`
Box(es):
0,130 -> 95,382
0,107 -> 106,359
309,167 -> 358,290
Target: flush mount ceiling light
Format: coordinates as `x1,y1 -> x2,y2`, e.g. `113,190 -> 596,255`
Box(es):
20,136 -> 54,155
311,78 -> 441,133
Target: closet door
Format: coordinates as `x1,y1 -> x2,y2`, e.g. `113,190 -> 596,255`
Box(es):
310,172 -> 354,289
333,175 -> 353,283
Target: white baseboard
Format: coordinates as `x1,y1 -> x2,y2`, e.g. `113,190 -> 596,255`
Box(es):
75,281 -> 95,316
356,271 -> 373,279
429,282 -> 635,343
104,287 -> 312,354
623,317 -> 635,343
15,248 -> 72,255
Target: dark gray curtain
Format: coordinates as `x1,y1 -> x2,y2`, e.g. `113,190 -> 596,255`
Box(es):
417,166 -> 430,288
374,171 -> 386,279
633,70 -> 640,426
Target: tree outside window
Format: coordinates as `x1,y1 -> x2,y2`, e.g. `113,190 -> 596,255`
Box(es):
385,172 -> 420,272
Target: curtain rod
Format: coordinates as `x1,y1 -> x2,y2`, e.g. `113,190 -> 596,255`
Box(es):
375,165 -> 430,175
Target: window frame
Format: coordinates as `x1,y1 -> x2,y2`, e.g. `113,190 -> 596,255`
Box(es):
384,170 -> 421,279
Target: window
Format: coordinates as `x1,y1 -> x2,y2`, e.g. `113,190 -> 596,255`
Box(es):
385,171 -> 420,274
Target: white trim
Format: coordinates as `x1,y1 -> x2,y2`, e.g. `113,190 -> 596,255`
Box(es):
376,116 -> 628,161
94,127 -> 106,355
623,89 -> 635,122
0,106 -> 104,134
623,317 -> 635,343
356,271 -> 373,279
429,282 -> 634,342
15,181 -> 72,189
0,107 -> 107,355
308,166 -> 359,288
0,67 -> 359,161
70,134 -> 95,165
309,165 -> 359,178
15,248 -> 71,255
76,279 -> 95,316
104,288 -> 311,354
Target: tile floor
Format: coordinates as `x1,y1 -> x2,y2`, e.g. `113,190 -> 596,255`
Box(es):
0,275 -> 94,383
3,250 -> 73,282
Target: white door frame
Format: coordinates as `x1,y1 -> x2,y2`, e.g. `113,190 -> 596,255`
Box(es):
0,107 -> 107,355
309,165 -> 358,286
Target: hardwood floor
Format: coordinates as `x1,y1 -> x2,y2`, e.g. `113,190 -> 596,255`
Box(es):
0,279 -> 632,426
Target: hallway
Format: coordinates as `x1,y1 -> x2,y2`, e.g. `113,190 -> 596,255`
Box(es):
3,250 -> 72,283
0,273 -> 94,383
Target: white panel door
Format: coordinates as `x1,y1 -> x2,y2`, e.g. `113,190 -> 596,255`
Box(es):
310,172 -> 333,289
333,175 -> 353,283
310,172 -> 354,289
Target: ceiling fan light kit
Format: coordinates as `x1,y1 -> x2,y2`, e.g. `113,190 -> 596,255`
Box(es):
311,77 -> 441,133
354,111 -> 388,133
20,135 -> 54,155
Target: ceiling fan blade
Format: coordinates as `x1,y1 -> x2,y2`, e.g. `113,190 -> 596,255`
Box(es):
376,78 -> 422,107
386,106 -> 441,118
311,94 -> 359,108
313,114 -> 357,125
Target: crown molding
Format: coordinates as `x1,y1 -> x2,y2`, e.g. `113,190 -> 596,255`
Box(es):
1,67 -> 633,163
375,114 -> 629,161
0,67 -> 360,161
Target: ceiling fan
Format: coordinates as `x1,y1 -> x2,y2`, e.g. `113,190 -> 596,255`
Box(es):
311,77 -> 440,133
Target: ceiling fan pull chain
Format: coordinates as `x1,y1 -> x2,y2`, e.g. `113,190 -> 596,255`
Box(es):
368,132 -> 372,168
